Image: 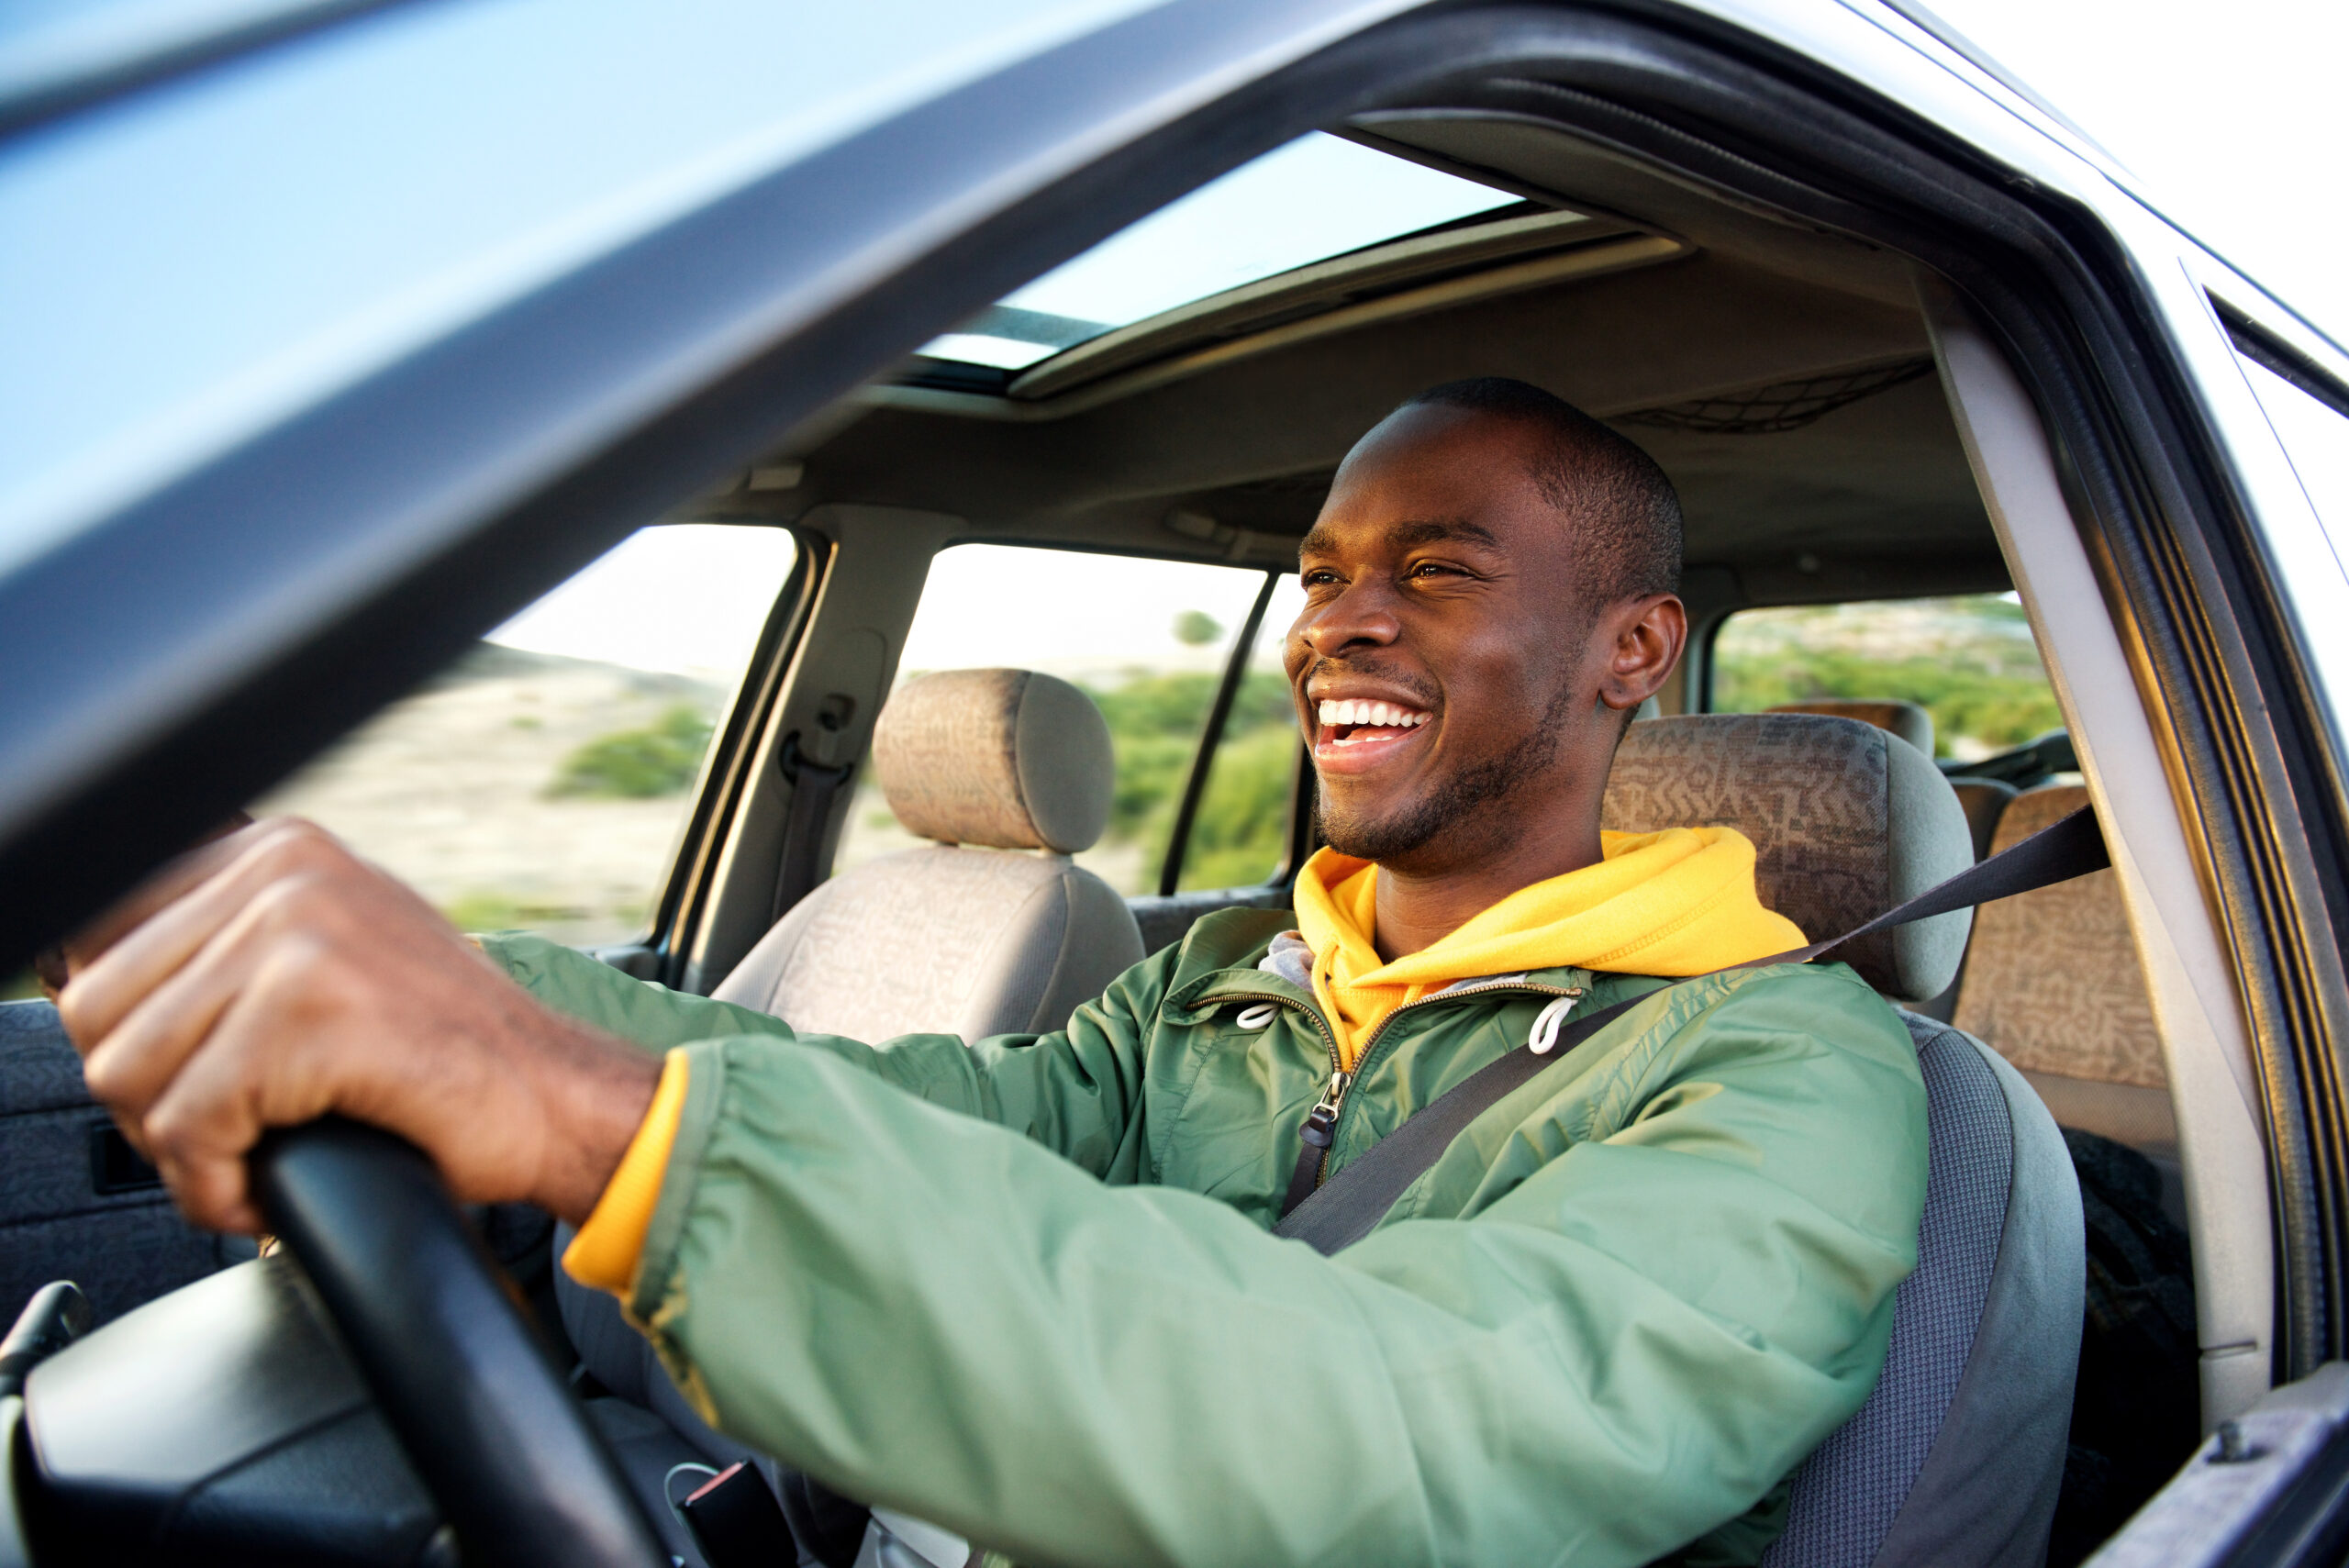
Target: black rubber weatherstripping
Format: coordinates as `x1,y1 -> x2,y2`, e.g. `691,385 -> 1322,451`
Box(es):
250,1118 -> 666,1568
1275,804 -> 2111,1254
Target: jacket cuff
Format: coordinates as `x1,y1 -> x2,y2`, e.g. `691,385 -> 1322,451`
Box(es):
628,1034 -> 735,1321
562,1048 -> 691,1295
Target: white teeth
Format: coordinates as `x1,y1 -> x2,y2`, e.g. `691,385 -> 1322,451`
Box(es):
1316,698 -> 1432,731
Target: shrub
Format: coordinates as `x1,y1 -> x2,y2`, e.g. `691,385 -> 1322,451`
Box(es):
547,705 -> 713,798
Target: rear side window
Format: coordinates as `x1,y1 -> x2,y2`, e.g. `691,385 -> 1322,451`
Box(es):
1173,577 -> 1307,892
255,523 -> 800,946
1709,593 -> 2061,762
835,544 -> 1300,895
2229,326 -> 2349,563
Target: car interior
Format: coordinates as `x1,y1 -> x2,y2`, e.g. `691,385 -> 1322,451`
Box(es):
0,107 -> 2226,1568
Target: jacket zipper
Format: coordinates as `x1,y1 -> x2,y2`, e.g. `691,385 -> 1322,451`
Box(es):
1196,977 -> 1588,1191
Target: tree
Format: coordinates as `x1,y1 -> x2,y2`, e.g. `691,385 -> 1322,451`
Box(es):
1172,609 -> 1223,647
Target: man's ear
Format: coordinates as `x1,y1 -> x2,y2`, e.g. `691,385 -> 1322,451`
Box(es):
1595,595 -> 1687,713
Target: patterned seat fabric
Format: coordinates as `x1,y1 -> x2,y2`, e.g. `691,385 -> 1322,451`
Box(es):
1952,784 -> 2175,1161
1767,698 -> 1936,761
1605,713 -> 1974,1001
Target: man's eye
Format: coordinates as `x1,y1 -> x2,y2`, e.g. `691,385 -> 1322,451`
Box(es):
1408,561 -> 1458,579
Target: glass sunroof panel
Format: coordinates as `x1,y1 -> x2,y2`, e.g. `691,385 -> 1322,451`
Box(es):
917,132 -> 1519,371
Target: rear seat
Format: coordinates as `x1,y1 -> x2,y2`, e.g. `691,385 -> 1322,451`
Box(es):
1949,778 -> 2016,862
1950,784 -> 2180,1207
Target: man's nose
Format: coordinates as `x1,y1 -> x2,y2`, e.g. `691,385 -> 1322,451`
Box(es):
1296,579 -> 1402,660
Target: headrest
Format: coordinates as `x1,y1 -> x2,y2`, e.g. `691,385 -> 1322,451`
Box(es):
1767,698 -> 1935,760
872,669 -> 1114,853
1604,713 -> 1974,1001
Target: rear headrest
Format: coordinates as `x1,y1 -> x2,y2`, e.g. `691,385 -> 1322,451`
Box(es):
872,668 -> 1114,853
1767,699 -> 1935,760
1604,713 -> 1973,1001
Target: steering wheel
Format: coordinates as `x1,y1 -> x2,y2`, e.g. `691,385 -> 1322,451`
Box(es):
250,1118 -> 667,1568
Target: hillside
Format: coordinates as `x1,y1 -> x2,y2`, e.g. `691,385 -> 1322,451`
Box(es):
254,644 -> 727,946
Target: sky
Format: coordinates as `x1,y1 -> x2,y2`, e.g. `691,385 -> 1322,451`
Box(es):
924,134 -> 1519,368
489,524 -> 800,678
1927,0 -> 2348,347
491,0 -> 2347,679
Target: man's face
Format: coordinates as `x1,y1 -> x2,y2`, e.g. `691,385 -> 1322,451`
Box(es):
1284,406 -> 1650,872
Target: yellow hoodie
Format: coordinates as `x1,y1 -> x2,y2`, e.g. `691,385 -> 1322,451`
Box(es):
1293,826 -> 1806,1069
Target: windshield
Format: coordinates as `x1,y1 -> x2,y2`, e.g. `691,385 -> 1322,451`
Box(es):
918,132 -> 1521,371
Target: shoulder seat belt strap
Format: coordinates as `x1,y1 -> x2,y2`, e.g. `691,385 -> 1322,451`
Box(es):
1272,805 -> 2110,1254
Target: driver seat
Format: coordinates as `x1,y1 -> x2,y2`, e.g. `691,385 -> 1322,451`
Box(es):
1607,713 -> 2086,1567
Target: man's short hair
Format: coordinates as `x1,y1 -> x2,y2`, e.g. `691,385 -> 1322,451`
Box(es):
1399,377 -> 1683,603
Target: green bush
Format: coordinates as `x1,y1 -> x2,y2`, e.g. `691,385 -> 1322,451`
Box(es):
1178,727 -> 1297,891
1078,670 -> 1300,888
547,705 -> 714,798
1172,609 -> 1224,647
1712,598 -> 2061,758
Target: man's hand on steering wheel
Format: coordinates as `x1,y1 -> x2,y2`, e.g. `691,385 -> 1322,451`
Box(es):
52,817 -> 661,1234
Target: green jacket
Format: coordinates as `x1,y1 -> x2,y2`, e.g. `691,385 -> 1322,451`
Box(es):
484,907 -> 1926,1568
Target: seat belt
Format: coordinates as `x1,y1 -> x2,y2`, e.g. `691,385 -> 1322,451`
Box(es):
770,730 -> 852,925
1273,805 -> 2111,1254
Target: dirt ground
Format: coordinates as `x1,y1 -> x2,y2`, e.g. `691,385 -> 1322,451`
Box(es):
255,646 -> 720,948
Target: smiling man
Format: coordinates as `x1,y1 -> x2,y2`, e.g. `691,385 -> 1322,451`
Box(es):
60,378 -> 1926,1568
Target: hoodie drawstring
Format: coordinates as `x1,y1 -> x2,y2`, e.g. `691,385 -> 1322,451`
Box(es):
1529,994 -> 1580,1055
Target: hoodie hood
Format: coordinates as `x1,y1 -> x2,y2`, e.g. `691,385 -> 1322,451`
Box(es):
1292,826 -> 1806,1067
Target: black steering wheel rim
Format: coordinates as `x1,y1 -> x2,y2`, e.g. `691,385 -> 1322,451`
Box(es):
251,1118 -> 667,1568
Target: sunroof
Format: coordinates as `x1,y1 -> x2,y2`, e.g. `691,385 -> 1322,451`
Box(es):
919,132 -> 1521,372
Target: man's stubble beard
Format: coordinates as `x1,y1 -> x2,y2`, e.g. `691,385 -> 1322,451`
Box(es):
1314,675 -> 1586,863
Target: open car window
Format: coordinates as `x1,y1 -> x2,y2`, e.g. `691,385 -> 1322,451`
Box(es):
252,523 -> 798,946
2230,329 -> 2349,568
1174,575 -> 1306,892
